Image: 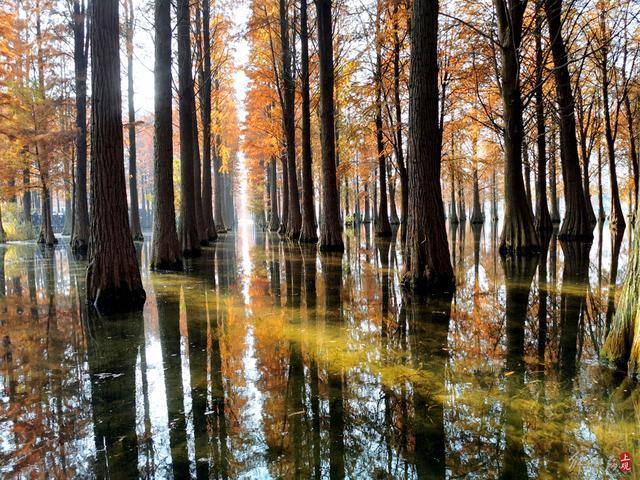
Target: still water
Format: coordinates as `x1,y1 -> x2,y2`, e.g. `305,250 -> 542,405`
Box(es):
0,221 -> 638,479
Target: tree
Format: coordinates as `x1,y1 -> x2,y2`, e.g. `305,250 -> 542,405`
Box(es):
150,0 -> 182,271
177,0 -> 201,257
495,0 -> 539,255
298,0 -> 317,243
316,0 -> 343,251
86,0 -> 145,312
71,0 -> 90,254
544,0 -> 593,241
279,0 -> 302,239
124,0 -> 143,241
401,0 -> 454,292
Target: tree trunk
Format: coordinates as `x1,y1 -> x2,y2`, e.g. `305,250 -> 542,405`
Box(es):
199,0 -> 217,241
449,166 -> 458,224
375,2 -> 391,238
625,94 -> 639,213
177,0 -> 201,257
0,202 -> 5,243
213,127 -> 226,231
524,144 -> 532,209
299,0 -> 317,243
23,169 -> 31,223
87,0 -> 146,312
125,0 -> 143,242
401,0 -> 454,292
550,131 -> 561,223
470,166 -> 483,224
576,87 -> 597,225
71,0 -> 90,254
150,0 -> 181,270
316,0 -> 343,251
364,182 -> 371,223
597,146 -> 605,222
545,0 -> 593,240
491,168 -> 498,222
192,96 -> 208,245
389,166 -> 400,225
269,155 -> 280,232
38,183 -> 56,246
496,0 -> 539,255
534,10 -> 552,233
279,152 -> 289,235
280,0 -> 302,238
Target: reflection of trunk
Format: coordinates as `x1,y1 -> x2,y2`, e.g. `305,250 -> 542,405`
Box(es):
316,0 -> 343,251
150,0 -> 182,271
407,293 -> 452,478
87,313 -> 142,479
537,234 -> 551,363
558,240 -> 591,383
496,0 -> 539,254
155,284 -> 190,478
501,255 -> 537,479
402,0 -> 454,292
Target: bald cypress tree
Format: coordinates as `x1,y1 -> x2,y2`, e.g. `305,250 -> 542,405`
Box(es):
86,0 -> 145,312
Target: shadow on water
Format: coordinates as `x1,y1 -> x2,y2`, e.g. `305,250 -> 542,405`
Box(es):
0,221 -> 639,478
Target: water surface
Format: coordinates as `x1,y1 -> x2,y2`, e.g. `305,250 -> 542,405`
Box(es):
0,222 -> 637,479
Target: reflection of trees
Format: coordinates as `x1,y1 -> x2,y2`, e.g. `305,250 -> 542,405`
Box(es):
500,255 -> 537,480
86,312 -> 143,478
407,293 -> 452,479
154,280 -> 190,478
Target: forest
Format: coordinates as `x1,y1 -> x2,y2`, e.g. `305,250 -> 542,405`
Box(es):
1,0 -> 640,478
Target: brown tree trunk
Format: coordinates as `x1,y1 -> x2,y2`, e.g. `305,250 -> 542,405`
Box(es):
401,0 -> 454,292
299,0 -> 317,243
388,166 -> 400,225
191,96 -> 208,245
550,130 -> 561,223
177,0 -> 201,257
576,86 -> 597,225
199,0 -> 217,241
151,0 -> 182,271
375,1 -> 391,238
280,0 -> 302,238
597,145 -> 605,222
23,169 -> 31,224
71,0 -> 90,254
625,94 -> 639,211
38,182 -> 56,246
87,0 -> 145,312
269,155 -> 280,232
279,152 -> 289,235
213,126 -> 226,231
316,0 -> 343,251
534,10 -> 552,233
125,0 -> 143,242
545,0 -> 593,240
496,0 -> 540,255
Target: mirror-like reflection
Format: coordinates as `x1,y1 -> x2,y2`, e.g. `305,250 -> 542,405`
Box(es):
0,221 -> 637,478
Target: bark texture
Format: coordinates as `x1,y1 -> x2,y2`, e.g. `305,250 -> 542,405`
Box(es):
299,0 -> 317,243
402,0 -> 454,292
87,0 -> 146,312
495,0 -> 540,255
71,0 -> 90,254
316,0 -> 343,251
177,0 -> 201,257
151,0 -> 182,271
544,0 -> 593,241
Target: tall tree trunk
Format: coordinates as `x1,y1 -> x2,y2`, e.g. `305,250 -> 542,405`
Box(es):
375,1 -> 391,238
299,0 -> 317,242
150,0 -> 182,271
389,166 -> 400,225
71,0 -> 90,254
125,0 -> 143,241
534,9 -> 552,233
177,0 -> 201,257
576,86 -> 597,225
316,0 -> 343,251
625,94 -> 639,212
279,152 -> 289,235
269,155 -> 280,232
280,0 -> 302,238
0,203 -> 5,243
364,182 -> 371,223
545,0 -> 592,240
38,183 -> 56,246
213,125 -> 226,231
496,0 -> 539,255
87,0 -> 146,312
402,0 -> 454,292
470,133 -> 483,224
192,96 -> 208,245
491,168 -> 498,222
597,145 -> 605,222
199,0 -> 217,241
550,130 -> 561,223
449,165 -> 458,224
23,169 -> 31,223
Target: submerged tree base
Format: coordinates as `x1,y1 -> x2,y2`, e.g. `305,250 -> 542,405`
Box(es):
88,284 -> 147,315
